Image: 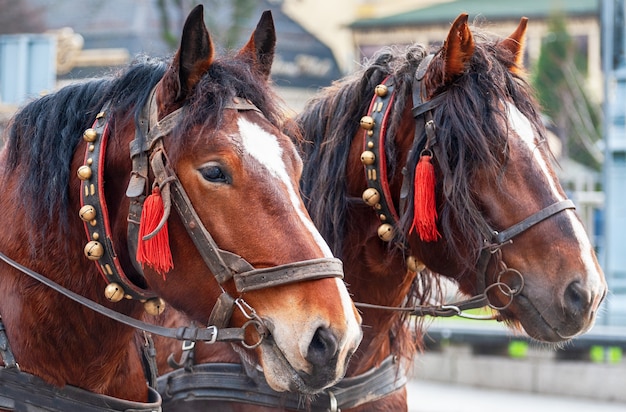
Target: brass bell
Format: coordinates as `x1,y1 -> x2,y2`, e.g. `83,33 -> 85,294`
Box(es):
144,297 -> 166,316
77,165 -> 92,180
83,128 -> 97,142
84,240 -> 104,260
360,150 -> 375,166
79,205 -> 96,222
407,255 -> 426,273
375,84 -> 388,97
104,282 -> 125,303
360,116 -> 375,130
377,223 -> 394,242
362,188 -> 380,206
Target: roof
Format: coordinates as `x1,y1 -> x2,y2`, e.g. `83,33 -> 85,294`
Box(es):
350,0 -> 600,29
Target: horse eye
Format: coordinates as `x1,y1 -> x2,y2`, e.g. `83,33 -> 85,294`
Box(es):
200,165 -> 229,184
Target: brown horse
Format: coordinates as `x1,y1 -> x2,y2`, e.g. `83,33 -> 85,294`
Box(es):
0,6 -> 361,410
155,14 -> 607,411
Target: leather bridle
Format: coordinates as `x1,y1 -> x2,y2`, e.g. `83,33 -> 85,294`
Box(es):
355,54 -> 576,318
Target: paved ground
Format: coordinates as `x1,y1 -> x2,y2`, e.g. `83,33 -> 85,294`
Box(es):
406,379 -> 626,412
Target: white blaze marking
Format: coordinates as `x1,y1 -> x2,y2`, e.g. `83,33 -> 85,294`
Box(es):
506,103 -> 603,290
237,117 -> 334,257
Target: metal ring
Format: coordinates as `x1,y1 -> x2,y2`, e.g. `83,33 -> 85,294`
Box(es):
484,282 -> 515,311
496,267 -> 525,297
240,319 -> 266,349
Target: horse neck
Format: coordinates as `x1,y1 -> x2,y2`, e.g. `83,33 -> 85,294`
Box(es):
342,122 -> 418,375
0,131 -> 150,401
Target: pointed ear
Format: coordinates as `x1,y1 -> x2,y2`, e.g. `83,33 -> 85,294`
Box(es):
500,17 -> 528,73
442,13 -> 475,83
237,10 -> 276,80
165,4 -> 214,102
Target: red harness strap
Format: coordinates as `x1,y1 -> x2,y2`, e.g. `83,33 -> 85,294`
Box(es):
78,106 -> 156,301
359,76 -> 401,241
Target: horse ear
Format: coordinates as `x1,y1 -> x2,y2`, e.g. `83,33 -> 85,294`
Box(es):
168,4 -> 214,102
237,10 -> 276,80
500,17 -> 529,73
441,13 -> 475,83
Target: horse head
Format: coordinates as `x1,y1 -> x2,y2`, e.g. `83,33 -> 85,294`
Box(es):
396,14 -> 606,341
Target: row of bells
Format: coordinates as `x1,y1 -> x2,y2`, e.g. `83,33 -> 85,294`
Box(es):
358,84 -> 395,243
358,84 -> 426,274
77,126 -> 165,316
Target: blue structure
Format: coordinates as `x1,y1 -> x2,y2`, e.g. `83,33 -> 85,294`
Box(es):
602,0 -> 626,325
0,34 -> 56,105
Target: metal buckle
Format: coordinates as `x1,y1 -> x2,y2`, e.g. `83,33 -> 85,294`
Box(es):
205,325 -> 218,345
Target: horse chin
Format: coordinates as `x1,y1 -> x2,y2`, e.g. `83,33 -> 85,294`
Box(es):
232,338 -> 335,395
257,337 -> 336,395
503,294 -> 593,343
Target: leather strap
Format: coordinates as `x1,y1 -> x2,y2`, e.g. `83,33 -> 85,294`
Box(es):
158,355 -> 406,411
0,250 -> 245,344
0,367 -> 162,412
80,106 -> 155,300
0,318 -> 17,370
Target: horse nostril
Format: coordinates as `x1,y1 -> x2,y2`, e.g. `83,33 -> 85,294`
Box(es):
306,327 -> 338,367
564,281 -> 590,314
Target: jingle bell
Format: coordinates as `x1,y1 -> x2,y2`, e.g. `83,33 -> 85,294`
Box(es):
84,240 -> 104,260
144,297 -> 166,316
360,150 -> 375,166
406,255 -> 426,273
360,116 -> 375,131
79,205 -> 96,222
377,223 -> 394,242
375,84 -> 388,97
104,282 -> 124,303
77,165 -> 92,180
362,188 -> 380,206
83,128 -> 97,142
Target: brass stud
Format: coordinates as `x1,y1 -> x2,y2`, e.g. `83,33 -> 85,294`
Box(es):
360,150 -> 375,165
77,165 -> 92,180
89,219 -> 97,227
104,282 -> 125,303
359,116 -> 375,130
79,205 -> 96,222
92,232 -> 100,240
144,297 -> 166,316
83,128 -> 97,142
379,214 -> 387,221
362,188 -> 380,206
367,130 -> 374,137
375,84 -> 388,97
233,97 -> 240,104
84,240 -> 104,260
407,255 -> 426,272
96,111 -> 105,119
377,223 -> 394,242
87,158 -> 93,165
367,141 -> 374,148
88,144 -> 95,152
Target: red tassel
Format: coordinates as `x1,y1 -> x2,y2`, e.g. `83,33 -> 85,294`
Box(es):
136,186 -> 173,278
410,152 -> 440,242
